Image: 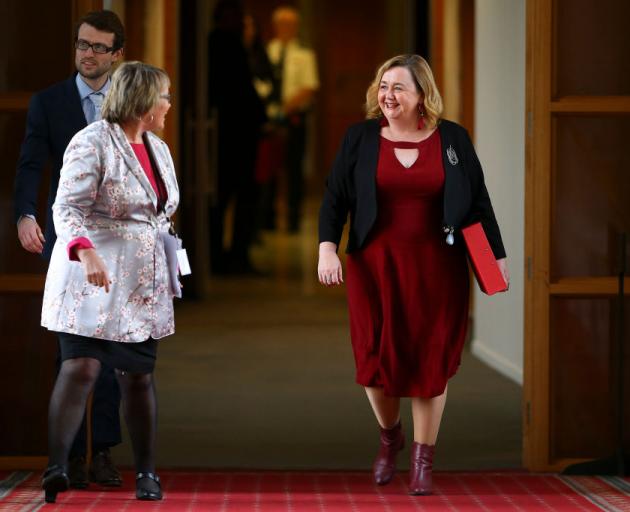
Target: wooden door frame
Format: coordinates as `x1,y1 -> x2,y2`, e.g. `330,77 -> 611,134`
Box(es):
524,0 -> 552,473
524,0 -> 630,472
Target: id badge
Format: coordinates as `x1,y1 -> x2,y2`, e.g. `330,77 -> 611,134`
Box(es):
166,221 -> 191,277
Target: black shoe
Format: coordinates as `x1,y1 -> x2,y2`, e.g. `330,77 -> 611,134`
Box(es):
42,465 -> 69,503
68,455 -> 89,489
89,449 -> 122,487
136,472 -> 162,501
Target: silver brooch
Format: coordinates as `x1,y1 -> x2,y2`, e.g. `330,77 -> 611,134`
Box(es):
447,145 -> 458,165
444,226 -> 455,245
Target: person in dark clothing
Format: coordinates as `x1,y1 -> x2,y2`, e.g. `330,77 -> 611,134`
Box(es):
208,0 -> 267,274
243,13 -> 281,238
243,14 -> 274,88
13,10 -> 125,490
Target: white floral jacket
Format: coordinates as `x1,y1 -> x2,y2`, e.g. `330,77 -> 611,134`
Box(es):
41,120 -> 180,342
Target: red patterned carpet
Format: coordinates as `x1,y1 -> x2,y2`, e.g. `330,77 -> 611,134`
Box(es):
1,470 -> 629,511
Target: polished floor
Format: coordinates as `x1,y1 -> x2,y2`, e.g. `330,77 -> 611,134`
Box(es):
111,198 -> 522,471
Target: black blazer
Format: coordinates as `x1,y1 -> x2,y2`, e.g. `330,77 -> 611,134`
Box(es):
319,118 -> 506,259
14,75 -> 88,261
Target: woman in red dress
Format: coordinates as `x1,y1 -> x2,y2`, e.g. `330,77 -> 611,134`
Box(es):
318,55 -> 509,495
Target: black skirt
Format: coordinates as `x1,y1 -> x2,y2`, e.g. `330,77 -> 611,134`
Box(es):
57,332 -> 159,374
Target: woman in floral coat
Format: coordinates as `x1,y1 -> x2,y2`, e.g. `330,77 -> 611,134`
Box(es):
40,62 -> 179,503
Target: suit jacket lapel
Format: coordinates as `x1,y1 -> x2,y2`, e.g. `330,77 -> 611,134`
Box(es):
439,120 -> 469,228
359,119 -> 380,211
364,119 -> 380,179
439,122 -> 453,226
110,123 -> 159,209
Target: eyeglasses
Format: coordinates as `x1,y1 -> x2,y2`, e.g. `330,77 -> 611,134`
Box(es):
75,39 -> 116,54
160,94 -> 172,102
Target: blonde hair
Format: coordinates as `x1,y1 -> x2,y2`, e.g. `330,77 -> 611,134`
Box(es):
102,61 -> 169,124
365,54 -> 443,128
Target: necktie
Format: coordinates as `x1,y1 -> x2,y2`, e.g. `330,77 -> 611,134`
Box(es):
89,92 -> 104,123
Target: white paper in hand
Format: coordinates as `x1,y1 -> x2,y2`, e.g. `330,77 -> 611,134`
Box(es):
177,248 -> 191,275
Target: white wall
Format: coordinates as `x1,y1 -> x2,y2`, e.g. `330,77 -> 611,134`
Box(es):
471,0 -> 525,385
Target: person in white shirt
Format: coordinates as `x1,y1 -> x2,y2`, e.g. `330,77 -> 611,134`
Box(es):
267,6 -> 319,232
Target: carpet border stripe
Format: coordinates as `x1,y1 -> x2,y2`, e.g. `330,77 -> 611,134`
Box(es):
605,476 -> 630,496
559,475 -> 629,512
0,471 -> 32,500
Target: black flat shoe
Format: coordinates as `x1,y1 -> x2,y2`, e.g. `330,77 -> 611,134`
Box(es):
136,472 -> 162,501
42,465 -> 70,503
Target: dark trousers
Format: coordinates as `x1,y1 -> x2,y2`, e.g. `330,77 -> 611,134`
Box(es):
285,117 -> 306,231
209,127 -> 259,271
56,340 -> 122,457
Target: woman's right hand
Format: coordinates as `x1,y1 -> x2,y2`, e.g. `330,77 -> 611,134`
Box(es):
77,248 -> 111,293
318,242 -> 343,286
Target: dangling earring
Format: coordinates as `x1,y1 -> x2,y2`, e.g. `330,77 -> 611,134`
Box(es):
149,114 -> 155,124
417,105 -> 425,130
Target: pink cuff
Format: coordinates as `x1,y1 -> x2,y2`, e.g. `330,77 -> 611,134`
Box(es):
67,237 -> 94,261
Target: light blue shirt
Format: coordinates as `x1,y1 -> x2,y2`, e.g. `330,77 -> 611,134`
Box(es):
76,74 -> 111,124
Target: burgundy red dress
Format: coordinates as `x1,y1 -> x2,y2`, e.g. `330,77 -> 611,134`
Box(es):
346,130 -> 469,398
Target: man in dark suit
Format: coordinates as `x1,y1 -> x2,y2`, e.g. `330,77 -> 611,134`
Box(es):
14,10 -> 125,489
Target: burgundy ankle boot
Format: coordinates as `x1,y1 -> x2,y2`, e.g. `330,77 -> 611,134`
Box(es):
408,442 -> 435,495
372,422 -> 405,485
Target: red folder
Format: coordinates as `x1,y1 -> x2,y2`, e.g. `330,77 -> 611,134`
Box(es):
461,222 -> 507,295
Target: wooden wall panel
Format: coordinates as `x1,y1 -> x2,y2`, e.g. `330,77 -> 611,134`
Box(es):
550,298 -> 615,458
162,0 -> 180,168
459,0 -> 474,136
429,0 -> 445,93
0,112 -> 49,275
551,116 -> 630,280
123,0 -> 146,61
554,0 -> 630,97
0,296 -> 57,455
0,0 -> 101,460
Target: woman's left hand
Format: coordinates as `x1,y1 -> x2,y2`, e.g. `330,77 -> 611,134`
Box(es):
496,258 -> 509,291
